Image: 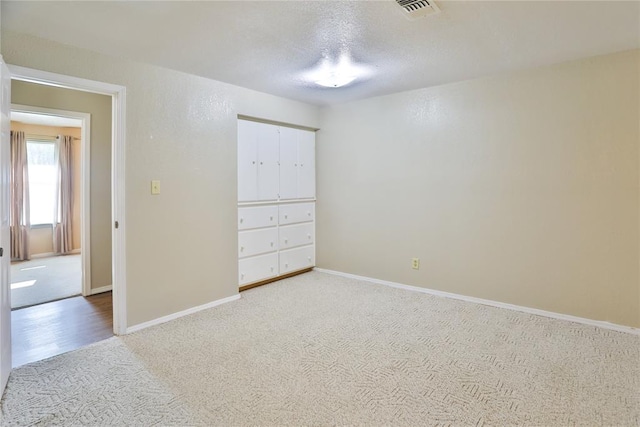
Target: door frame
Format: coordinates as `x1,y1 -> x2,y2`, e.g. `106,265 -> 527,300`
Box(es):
10,103 -> 93,296
8,65 -> 127,335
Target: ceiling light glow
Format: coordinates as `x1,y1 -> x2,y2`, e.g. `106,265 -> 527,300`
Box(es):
315,72 -> 357,88
303,55 -> 372,88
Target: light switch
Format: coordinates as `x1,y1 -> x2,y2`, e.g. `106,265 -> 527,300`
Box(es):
151,180 -> 161,195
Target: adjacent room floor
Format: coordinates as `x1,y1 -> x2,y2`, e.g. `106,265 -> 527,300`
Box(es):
1,272 -> 638,425
11,292 -> 113,368
10,254 -> 81,309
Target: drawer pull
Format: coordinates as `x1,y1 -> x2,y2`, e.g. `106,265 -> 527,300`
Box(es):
241,273 -> 245,278
284,214 -> 288,219
270,242 -> 274,247
307,257 -> 311,261
240,218 -> 244,223
270,216 -> 273,221
307,212 -> 311,216
252,161 -> 255,165
270,267 -> 274,272
284,239 -> 288,244
307,234 -> 311,239
260,161 -> 263,165
285,263 -> 289,268
240,246 -> 244,252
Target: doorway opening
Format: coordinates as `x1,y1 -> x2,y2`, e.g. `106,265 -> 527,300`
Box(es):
9,108 -> 87,310
7,104 -> 111,367
4,70 -> 127,369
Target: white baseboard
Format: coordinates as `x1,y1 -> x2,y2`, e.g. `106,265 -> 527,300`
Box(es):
88,285 -> 112,295
29,252 -> 55,259
29,250 -> 81,259
314,268 -> 640,336
125,294 -> 242,334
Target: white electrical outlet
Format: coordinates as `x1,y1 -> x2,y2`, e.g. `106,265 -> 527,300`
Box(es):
412,258 -> 420,270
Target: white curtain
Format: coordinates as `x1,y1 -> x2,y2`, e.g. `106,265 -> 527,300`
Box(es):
10,130 -> 31,260
53,135 -> 74,254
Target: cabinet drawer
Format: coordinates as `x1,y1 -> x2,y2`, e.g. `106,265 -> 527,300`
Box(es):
238,206 -> 278,230
280,245 -> 315,274
279,223 -> 314,250
239,253 -> 278,286
279,203 -> 314,225
239,228 -> 278,258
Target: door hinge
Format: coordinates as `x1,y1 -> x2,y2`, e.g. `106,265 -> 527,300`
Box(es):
115,221 -> 119,229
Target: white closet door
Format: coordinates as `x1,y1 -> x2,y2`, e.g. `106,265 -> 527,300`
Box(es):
237,120 -> 258,202
256,123 -> 279,201
297,130 -> 315,199
278,126 -> 298,200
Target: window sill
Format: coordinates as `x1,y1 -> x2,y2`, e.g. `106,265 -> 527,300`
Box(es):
30,223 -> 53,229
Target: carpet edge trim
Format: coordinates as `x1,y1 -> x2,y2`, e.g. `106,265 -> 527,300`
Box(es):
313,268 -> 640,336
125,293 -> 241,334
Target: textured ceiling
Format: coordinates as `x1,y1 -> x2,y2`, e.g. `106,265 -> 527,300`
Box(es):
3,1 -> 639,106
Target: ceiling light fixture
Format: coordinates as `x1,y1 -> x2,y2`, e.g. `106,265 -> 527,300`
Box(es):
303,55 -> 372,88
315,71 -> 356,88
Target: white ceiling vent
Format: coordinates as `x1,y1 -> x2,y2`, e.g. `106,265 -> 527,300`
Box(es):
395,0 -> 440,19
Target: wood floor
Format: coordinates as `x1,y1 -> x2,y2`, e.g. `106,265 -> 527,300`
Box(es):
11,292 -> 113,368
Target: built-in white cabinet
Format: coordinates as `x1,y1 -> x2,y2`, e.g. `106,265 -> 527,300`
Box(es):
279,223 -> 314,250
239,252 -> 278,286
237,119 -> 316,288
279,126 -> 316,200
280,246 -> 315,274
237,120 -> 280,202
238,228 -> 278,258
238,205 -> 278,230
279,202 -> 315,225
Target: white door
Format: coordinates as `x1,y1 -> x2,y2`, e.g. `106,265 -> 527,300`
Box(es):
0,56 -> 11,394
237,120 -> 258,202
279,126 -> 298,200
297,130 -> 315,199
256,123 -> 279,201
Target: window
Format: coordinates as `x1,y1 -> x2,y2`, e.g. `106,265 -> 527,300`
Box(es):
27,141 -> 57,225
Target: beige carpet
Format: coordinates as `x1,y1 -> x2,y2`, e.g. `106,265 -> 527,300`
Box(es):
11,254 -> 81,309
1,271 -> 639,426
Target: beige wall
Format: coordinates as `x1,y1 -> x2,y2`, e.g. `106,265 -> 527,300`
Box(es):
1,31 -> 321,327
316,49 -> 640,328
10,122 -> 81,255
11,82 -> 112,291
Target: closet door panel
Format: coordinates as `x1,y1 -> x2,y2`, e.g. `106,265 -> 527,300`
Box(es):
297,130 -> 316,199
237,120 -> 258,202
279,126 -> 298,200
256,123 -> 280,201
